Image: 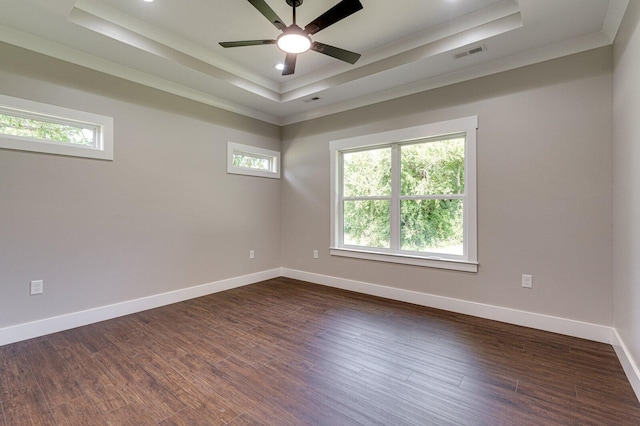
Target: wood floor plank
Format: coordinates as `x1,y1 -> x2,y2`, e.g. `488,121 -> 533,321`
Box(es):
157,406 -> 232,426
223,413 -> 265,426
101,402 -> 157,426
167,387 -> 239,425
3,391 -> 55,426
22,340 -> 84,408
0,355 -> 40,400
119,375 -> 186,422
81,383 -> 129,415
50,395 -> 107,426
1,277 -> 638,425
91,347 -> 152,385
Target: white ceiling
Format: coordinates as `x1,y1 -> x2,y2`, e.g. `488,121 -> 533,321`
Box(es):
0,0 -> 628,125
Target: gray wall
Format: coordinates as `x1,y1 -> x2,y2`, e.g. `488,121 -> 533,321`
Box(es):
0,43 -> 282,328
282,47 -> 613,325
0,41 -> 618,333
614,1 -> 640,369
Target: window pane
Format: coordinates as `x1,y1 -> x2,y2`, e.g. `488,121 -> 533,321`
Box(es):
344,200 -> 390,248
401,138 -> 465,195
232,152 -> 271,171
401,199 -> 463,255
0,113 -> 97,148
343,147 -> 391,197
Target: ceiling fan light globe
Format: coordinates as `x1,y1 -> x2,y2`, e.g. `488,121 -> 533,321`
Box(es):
277,32 -> 311,54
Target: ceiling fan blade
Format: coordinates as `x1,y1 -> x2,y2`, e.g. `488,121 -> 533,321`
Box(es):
304,0 -> 363,35
282,53 -> 297,75
219,40 -> 276,48
311,42 -> 361,64
247,0 -> 287,31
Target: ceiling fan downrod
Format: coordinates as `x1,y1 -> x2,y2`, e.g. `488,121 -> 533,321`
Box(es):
286,0 -> 302,25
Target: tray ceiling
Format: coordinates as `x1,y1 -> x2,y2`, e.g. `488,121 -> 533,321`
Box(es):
0,0 -> 628,125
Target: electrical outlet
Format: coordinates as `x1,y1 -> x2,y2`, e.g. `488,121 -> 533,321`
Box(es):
30,280 -> 43,295
249,250 -> 255,259
522,274 -> 533,289
313,250 -> 319,259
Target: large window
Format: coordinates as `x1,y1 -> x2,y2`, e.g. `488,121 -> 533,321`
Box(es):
330,116 -> 477,272
0,94 -> 113,160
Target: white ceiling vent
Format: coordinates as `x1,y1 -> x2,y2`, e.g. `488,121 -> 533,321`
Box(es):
302,96 -> 322,103
453,45 -> 487,60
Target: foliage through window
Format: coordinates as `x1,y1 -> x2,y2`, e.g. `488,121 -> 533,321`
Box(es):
0,112 -> 98,148
227,142 -> 280,179
0,94 -> 113,160
330,116 -> 477,272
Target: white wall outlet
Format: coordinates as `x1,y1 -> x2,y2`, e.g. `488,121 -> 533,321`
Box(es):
249,250 -> 255,259
313,250 -> 319,259
522,274 -> 533,289
30,280 -> 43,295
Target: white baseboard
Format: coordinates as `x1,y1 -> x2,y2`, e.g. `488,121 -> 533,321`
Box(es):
612,329 -> 640,401
0,268 -> 281,347
281,268 -> 615,344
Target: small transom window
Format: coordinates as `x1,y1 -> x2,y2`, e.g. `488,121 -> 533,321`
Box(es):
227,142 -> 280,179
0,94 -> 113,160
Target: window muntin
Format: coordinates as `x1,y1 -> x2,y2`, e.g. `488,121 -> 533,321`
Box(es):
342,146 -> 392,249
398,135 -> 466,256
330,116 -> 477,272
227,142 -> 280,179
0,94 -> 113,160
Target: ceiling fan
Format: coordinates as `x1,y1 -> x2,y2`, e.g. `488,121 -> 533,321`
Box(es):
219,0 -> 364,76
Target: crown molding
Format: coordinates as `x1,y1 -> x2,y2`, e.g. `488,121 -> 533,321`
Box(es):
281,31 -> 613,125
0,24 -> 281,124
602,0 -> 630,42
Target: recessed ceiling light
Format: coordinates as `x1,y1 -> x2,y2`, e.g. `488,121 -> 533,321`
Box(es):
275,63 -> 285,71
143,0 -> 154,3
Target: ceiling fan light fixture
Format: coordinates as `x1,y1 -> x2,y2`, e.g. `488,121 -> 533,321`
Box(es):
277,28 -> 311,54
219,0 -> 364,75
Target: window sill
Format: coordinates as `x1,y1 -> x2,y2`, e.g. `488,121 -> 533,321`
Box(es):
330,248 -> 478,272
0,136 -> 113,160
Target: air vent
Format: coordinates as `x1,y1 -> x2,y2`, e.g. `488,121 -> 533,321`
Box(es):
453,45 -> 487,60
302,96 -> 322,103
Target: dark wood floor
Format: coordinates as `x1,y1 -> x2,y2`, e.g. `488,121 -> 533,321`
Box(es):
1,277 -> 639,425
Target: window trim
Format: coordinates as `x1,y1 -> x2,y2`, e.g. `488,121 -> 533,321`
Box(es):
0,94 -> 113,160
227,141 -> 280,179
330,116 -> 478,272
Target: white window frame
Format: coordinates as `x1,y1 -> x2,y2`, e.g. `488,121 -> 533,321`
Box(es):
0,94 -> 113,160
227,142 -> 280,179
330,116 -> 478,272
